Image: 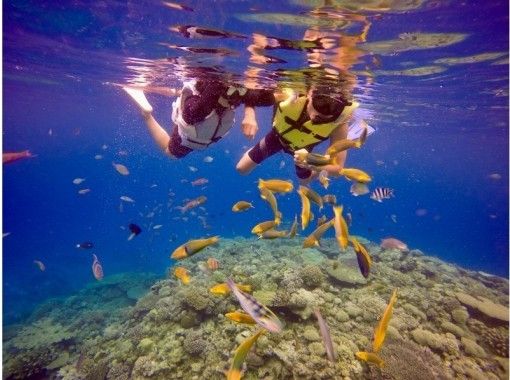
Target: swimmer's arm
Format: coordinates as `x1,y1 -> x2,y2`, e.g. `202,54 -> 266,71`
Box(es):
241,106 -> 258,140
320,123 -> 348,176
295,123 -> 348,175
130,86 -> 181,97
242,88 -> 288,107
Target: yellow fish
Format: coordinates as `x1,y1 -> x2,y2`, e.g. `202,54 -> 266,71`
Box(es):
326,125 -> 368,156
355,351 -> 384,368
373,289 -> 398,353
287,215 -> 298,238
227,329 -> 265,380
258,178 -> 293,193
258,229 -> 288,239
210,283 -> 252,296
225,311 -> 256,324
339,168 -> 372,183
303,152 -> 333,166
259,187 -> 282,224
171,236 -> 219,259
350,237 -> 372,278
251,220 -> 277,235
232,201 -> 254,212
333,206 -> 349,251
299,185 -> 324,210
174,266 -> 190,285
303,220 -> 334,248
297,187 -> 311,230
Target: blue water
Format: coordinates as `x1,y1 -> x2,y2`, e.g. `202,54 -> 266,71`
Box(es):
3,0 -> 508,325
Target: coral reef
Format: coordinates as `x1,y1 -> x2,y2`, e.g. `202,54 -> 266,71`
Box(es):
2,238 -> 508,379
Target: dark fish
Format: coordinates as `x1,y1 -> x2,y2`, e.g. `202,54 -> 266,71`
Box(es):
170,25 -> 247,39
370,187 -> 394,203
128,223 -> 142,241
76,241 -> 94,249
351,237 -> 372,278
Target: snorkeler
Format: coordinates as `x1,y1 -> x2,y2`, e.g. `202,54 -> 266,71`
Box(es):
236,85 -> 369,183
123,78 -> 276,159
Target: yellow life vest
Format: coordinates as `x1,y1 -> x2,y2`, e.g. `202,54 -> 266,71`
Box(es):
273,92 -> 358,151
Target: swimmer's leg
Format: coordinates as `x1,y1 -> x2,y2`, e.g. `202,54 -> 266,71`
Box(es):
123,87 -> 154,114
236,150 -> 259,175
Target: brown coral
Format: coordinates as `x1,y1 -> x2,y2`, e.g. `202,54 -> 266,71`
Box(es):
467,319 -> 509,358
369,339 -> 453,380
182,287 -> 212,312
183,331 -> 208,356
299,265 -> 325,289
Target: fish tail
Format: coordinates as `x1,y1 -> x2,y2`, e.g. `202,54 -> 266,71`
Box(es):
359,124 -> 368,146
226,278 -> 236,291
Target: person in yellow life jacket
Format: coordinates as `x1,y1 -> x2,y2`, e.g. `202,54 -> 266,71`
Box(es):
236,87 -> 358,183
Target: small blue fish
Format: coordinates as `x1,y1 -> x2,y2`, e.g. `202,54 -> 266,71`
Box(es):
370,187 -> 394,203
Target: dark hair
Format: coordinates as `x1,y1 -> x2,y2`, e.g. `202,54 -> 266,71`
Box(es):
311,93 -> 350,119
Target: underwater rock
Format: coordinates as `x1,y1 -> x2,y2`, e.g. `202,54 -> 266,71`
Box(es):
325,260 -> 367,286
131,355 -> 158,378
299,265 -> 325,289
252,289 -> 277,305
467,319 -> 509,357
411,328 -> 460,355
461,336 -> 487,358
372,339 -> 453,380
456,292 -> 509,325
246,351 -> 265,367
182,286 -> 213,312
46,351 -> 70,370
11,317 -> 74,349
288,288 -> 321,320
126,286 -> 149,301
3,237 -> 508,380
440,321 -> 466,338
451,306 -> 470,325
137,338 -> 155,354
303,326 -> 321,342
106,362 -> 132,380
183,331 -> 207,356
179,311 -> 201,328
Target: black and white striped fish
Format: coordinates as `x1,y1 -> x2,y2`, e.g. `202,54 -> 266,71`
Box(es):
370,187 -> 394,202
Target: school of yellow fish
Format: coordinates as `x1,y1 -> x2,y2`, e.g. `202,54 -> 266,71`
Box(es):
169,164 -> 399,378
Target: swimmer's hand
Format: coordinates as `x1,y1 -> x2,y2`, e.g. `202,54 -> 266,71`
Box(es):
293,149 -> 321,172
242,106 -> 258,140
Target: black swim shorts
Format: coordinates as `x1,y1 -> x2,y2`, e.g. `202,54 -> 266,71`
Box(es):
247,129 -> 312,179
168,125 -> 193,158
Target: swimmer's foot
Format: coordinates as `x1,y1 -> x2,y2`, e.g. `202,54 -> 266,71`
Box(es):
123,87 -> 153,114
